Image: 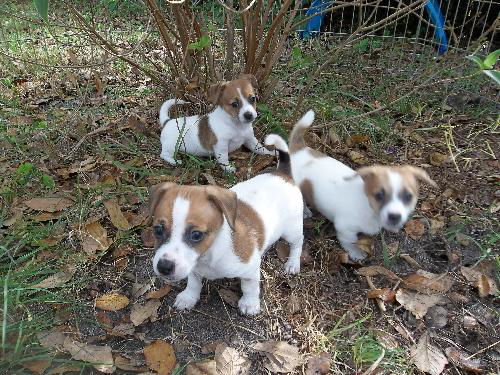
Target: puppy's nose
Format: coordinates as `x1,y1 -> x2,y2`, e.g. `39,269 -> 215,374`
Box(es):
157,259 -> 175,276
243,111 -> 254,121
388,213 -> 402,225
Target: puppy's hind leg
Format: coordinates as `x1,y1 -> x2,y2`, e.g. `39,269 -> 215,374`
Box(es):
160,148 -> 183,166
336,229 -> 367,261
281,221 -> 304,274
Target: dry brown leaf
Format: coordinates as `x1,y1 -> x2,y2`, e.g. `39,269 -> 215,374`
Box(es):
429,217 -> 445,235
131,280 -> 154,299
37,331 -> 66,350
96,292 -> 130,311
356,236 -> 374,256
429,152 -> 448,166
405,219 -> 425,240
305,352 -> 331,375
253,340 -> 301,373
144,340 -> 176,375
130,300 -> 161,326
142,227 -> 155,248
186,360 -> 217,375
80,221 -> 112,255
4,211 -> 22,227
386,241 -> 399,256
402,270 -> 454,294
445,347 -> 483,373
33,265 -> 76,289
460,266 -> 499,297
94,74 -> 105,96
147,285 -> 172,299
63,337 -> 115,373
347,150 -> 368,165
218,288 -> 240,308
357,266 -> 401,281
396,289 -> 443,319
372,330 -> 399,350
410,332 -> 448,375
275,240 -> 289,262
114,355 -> 148,372
426,306 -> 448,329
110,323 -> 135,337
367,288 -> 396,302
32,211 -> 64,222
56,157 -> 98,178
346,134 -> 370,147
201,340 -> 226,354
36,235 -> 64,247
46,364 -> 82,374
21,360 -> 51,374
400,254 -> 421,268
104,199 -> 131,231
215,343 -> 250,375
24,197 -> 73,212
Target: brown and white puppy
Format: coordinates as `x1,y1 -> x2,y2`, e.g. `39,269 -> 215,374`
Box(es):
150,135 -> 303,315
289,110 -> 437,260
158,74 -> 272,173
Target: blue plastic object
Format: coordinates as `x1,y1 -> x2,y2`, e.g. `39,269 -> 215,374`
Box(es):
300,0 -> 448,55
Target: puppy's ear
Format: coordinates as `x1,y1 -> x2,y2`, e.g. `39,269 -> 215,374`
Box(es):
206,186 -> 238,231
239,73 -> 258,90
344,166 -> 376,182
148,182 -> 176,222
208,82 -> 226,104
403,166 -> 437,187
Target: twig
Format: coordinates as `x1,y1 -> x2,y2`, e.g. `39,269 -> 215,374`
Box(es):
466,340 -> 500,360
365,276 -> 386,312
217,0 -> 258,14
224,0 -> 235,80
69,125 -> 110,156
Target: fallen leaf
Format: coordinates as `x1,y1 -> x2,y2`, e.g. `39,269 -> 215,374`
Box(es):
429,152 -> 448,166
357,266 -> 401,281
461,266 -> 499,297
429,217 -> 445,235
147,285 -> 172,299
372,330 -> 399,350
356,236 -> 374,255
96,310 -> 113,328
186,360 -> 216,375
96,292 -> 130,311
110,323 -> 135,337
94,73 -> 105,96
462,316 -> 478,330
218,288 -> 240,308
3,211 -> 22,227
410,332 -> 448,375
131,280 -> 154,299
215,343 -> 250,375
80,221 -> 112,255
402,271 -> 454,294
114,355 -> 148,372
32,211 -> 63,222
142,227 -> 155,248
201,340 -> 226,354
305,352 -> 331,375
36,235 -> 64,247
367,288 -> 396,302
405,219 -> 425,240
37,331 -> 66,350
21,360 -> 51,374
275,241 -> 289,262
144,340 -> 176,375
104,199 -> 131,231
130,300 -> 161,326
56,157 -> 98,178
112,245 -> 134,259
396,289 -> 443,319
445,347 -> 483,373
426,306 -> 448,329
346,134 -> 370,147
63,337 -> 115,373
253,341 -> 301,373
386,241 -> 399,256
46,364 -> 82,374
24,197 -> 73,212
400,254 -> 421,268
347,150 -> 368,165
33,265 -> 76,289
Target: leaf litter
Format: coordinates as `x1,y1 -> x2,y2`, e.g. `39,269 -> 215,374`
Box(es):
253,341 -> 301,373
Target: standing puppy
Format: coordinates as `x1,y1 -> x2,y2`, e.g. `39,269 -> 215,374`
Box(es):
150,134 -> 303,315
158,74 -> 273,172
289,110 -> 437,260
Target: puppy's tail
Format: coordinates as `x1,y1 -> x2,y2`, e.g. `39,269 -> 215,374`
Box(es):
265,134 -> 292,178
159,99 -> 188,128
288,110 -> 315,153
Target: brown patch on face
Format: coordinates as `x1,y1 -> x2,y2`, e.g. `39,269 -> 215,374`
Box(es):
300,179 -> 315,209
232,199 -> 265,262
198,116 -> 217,152
150,185 -> 225,254
218,78 -> 257,119
357,166 -> 393,212
394,167 -> 419,203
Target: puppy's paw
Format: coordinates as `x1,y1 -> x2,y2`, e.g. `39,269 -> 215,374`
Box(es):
174,290 -> 199,310
284,258 -> 301,274
161,154 -> 182,166
221,164 -> 236,173
347,247 -> 367,261
238,296 -> 260,316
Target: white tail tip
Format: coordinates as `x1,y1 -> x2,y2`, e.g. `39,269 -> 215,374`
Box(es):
298,110 -> 315,127
265,134 -> 289,153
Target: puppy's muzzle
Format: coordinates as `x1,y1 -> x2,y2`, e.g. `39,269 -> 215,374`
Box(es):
243,111 -> 254,121
157,258 -> 175,277
387,212 -> 402,226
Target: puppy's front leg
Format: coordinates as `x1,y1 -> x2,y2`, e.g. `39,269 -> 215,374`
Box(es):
174,272 -> 202,310
336,229 -> 367,261
244,136 -> 273,155
238,274 -> 261,315
213,144 -> 235,173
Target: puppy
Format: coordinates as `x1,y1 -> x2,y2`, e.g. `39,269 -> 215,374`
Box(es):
150,133 -> 303,315
288,110 -> 437,260
158,74 -> 273,173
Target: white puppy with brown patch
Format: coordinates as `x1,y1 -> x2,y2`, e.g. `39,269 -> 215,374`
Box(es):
158,74 -> 273,173
288,110 -> 437,261
150,133 -> 303,315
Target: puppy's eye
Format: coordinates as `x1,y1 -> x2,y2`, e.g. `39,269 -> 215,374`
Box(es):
189,230 -> 204,243
401,190 -> 413,204
249,96 -> 256,103
153,225 -> 164,237
231,101 -> 239,108
374,190 -> 385,202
